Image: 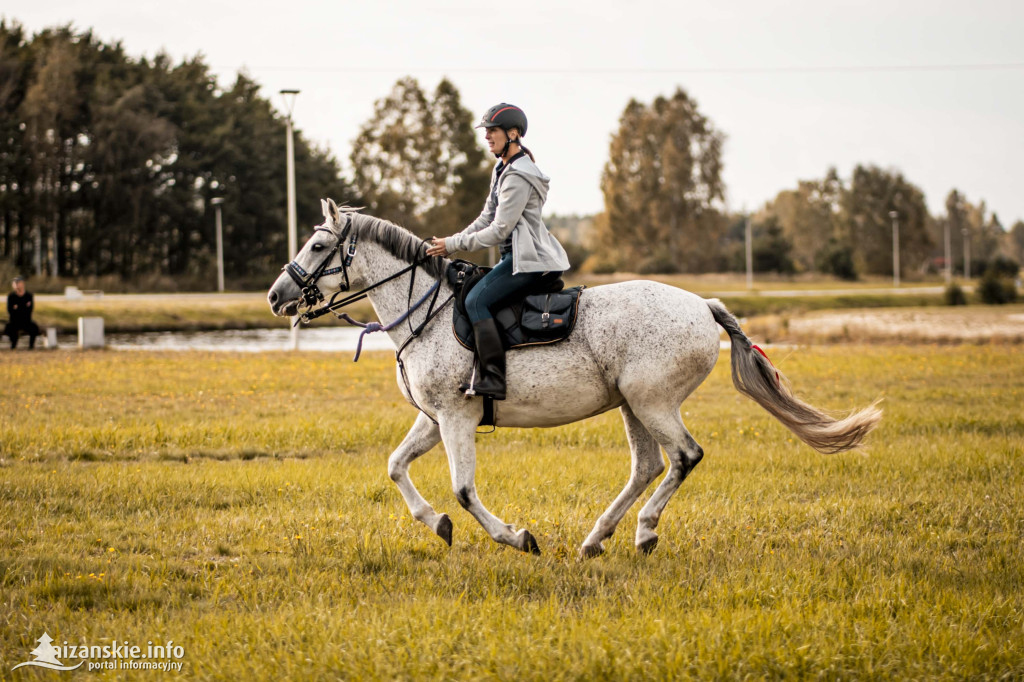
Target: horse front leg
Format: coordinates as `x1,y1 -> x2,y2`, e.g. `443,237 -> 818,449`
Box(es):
387,412 -> 452,546
438,412 -> 540,555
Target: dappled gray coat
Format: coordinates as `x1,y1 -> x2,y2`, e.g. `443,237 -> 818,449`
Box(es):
268,201 -> 882,558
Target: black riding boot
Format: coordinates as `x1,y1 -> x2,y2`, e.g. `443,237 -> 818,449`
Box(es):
461,318 -> 507,400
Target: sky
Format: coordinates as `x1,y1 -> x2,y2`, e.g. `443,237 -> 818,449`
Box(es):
5,0 -> 1024,226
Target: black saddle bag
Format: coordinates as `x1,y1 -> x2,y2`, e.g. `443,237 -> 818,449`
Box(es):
521,291 -> 578,335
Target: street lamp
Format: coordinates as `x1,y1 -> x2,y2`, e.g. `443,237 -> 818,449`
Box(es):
745,214 -> 753,291
962,228 -> 971,280
281,89 -> 300,350
889,210 -> 900,288
943,217 -> 952,285
211,198 -> 225,292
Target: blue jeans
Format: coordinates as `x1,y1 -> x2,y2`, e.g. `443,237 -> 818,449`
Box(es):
465,253 -> 555,323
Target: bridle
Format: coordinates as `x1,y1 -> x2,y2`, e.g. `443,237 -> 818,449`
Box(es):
280,214 -> 455,422
283,214 -> 445,328
283,214 -> 358,309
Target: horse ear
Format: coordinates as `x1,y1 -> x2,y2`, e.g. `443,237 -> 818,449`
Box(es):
321,199 -> 330,222
326,198 -> 341,227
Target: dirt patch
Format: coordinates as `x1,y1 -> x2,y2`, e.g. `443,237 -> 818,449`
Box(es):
746,306 -> 1024,344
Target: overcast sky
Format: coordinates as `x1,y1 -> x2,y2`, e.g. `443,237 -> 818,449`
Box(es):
5,1 -> 1023,225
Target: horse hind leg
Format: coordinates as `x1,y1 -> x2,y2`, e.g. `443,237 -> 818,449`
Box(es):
579,404 -> 665,559
631,405 -> 704,555
387,412 -> 452,546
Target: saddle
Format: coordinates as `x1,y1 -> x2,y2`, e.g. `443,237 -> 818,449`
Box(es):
447,260 -> 585,352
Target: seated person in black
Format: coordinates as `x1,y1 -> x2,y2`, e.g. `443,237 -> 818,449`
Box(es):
5,276 -> 40,350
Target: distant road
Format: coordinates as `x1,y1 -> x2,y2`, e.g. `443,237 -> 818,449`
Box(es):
705,285 -> 970,297
37,292 -> 266,302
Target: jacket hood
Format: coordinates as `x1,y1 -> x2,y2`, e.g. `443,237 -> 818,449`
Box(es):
501,156 -> 549,203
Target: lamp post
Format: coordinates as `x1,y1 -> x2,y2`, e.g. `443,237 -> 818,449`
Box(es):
211,198 -> 225,292
943,217 -> 952,285
962,228 -> 970,280
281,89 -> 300,350
889,210 -> 900,288
745,214 -> 753,291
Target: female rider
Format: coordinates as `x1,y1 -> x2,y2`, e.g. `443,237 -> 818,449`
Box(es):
426,103 -> 570,401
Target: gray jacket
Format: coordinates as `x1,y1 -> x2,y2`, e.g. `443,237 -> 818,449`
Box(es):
446,155 -> 570,274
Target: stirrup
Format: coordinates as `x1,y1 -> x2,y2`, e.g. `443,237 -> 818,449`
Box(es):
461,366 -> 478,397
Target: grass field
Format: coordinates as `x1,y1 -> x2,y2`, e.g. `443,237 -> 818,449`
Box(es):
1,345 -> 1022,679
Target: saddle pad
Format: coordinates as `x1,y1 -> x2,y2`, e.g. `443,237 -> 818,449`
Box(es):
450,264 -> 585,351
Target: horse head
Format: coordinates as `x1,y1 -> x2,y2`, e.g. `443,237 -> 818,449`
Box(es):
267,198 -> 353,317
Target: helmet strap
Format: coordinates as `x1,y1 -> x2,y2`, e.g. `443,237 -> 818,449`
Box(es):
497,130 -> 519,160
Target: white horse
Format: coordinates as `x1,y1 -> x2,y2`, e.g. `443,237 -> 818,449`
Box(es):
268,200 -> 881,558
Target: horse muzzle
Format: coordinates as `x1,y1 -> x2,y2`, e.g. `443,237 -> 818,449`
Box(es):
267,273 -> 301,317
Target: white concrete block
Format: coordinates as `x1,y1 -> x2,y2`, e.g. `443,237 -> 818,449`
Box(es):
45,327 -> 58,349
78,317 -> 104,349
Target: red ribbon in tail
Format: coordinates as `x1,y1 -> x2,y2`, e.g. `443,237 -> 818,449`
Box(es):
751,344 -> 780,386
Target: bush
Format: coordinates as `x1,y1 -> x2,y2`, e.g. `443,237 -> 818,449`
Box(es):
984,256 -> 1020,278
978,270 -> 1018,305
944,282 -> 967,306
815,239 -> 858,281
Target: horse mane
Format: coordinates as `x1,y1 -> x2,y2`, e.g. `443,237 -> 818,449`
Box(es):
341,208 -> 449,280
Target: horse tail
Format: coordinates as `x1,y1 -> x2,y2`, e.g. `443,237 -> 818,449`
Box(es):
706,298 -> 882,454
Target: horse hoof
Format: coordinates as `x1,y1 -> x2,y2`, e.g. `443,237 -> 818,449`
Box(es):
436,514 -> 453,547
637,535 -> 659,555
579,543 -> 604,560
520,530 -> 541,555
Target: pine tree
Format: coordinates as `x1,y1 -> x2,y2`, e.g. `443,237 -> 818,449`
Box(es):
351,77 -> 435,235
1010,220 -> 1024,265
350,76 -> 488,239
597,88 -> 725,273
840,165 -> 932,277
767,168 -> 842,273
0,23 -> 350,284
424,78 -> 489,234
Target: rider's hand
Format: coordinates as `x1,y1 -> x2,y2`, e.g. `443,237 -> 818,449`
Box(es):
426,237 -> 450,257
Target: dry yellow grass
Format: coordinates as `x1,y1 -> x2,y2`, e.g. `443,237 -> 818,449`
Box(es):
1,346 -> 1022,679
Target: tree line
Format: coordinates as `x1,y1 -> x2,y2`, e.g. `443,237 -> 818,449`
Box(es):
592,88 -> 1023,280
0,21 -> 350,286
2,20 -> 1021,288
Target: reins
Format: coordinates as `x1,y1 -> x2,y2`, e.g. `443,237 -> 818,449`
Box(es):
337,276 -> 444,362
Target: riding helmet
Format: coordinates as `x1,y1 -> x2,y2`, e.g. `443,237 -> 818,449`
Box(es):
475,103 -> 528,137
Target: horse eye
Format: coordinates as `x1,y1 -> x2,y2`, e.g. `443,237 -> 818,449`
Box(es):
311,243 -> 325,252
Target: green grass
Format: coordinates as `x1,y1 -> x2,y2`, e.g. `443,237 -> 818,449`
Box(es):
1,347 -> 1022,679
